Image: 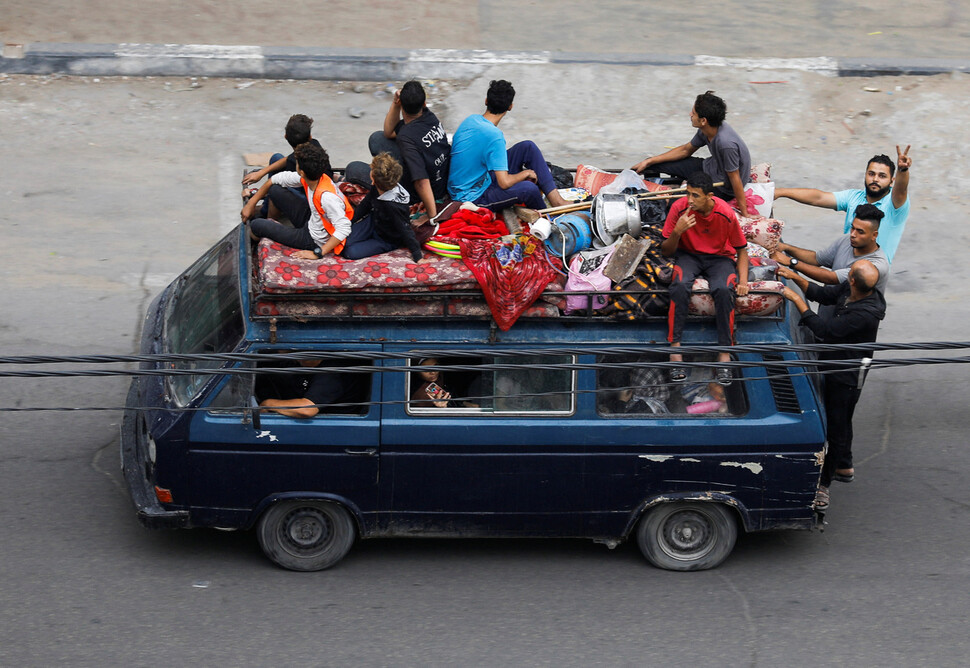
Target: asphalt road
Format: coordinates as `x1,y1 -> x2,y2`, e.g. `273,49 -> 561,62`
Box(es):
1,64 -> 970,666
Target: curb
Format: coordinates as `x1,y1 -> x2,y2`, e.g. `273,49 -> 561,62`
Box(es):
2,43 -> 969,80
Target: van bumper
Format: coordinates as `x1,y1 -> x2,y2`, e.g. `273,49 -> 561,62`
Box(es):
121,384 -> 190,530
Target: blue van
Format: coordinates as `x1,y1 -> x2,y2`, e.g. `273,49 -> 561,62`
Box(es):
122,225 -> 825,572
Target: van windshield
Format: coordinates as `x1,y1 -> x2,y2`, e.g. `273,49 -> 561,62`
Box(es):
164,232 -> 244,405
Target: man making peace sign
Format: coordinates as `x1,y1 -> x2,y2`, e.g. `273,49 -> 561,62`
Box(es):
774,145 -> 912,263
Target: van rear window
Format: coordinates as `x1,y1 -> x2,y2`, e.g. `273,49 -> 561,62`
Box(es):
596,353 -> 747,417
407,355 -> 574,415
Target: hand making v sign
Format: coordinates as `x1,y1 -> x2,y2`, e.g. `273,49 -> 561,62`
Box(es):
896,144 -> 912,171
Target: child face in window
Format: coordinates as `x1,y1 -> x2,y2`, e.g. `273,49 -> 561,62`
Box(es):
418,359 -> 440,384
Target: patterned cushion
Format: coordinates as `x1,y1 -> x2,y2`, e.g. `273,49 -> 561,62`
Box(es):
739,216 -> 784,251
687,279 -> 785,316
749,162 -> 772,184
573,164 -> 668,196
257,240 -> 478,294
254,239 -> 564,319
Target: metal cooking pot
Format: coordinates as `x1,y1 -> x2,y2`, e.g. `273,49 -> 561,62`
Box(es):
592,193 -> 641,245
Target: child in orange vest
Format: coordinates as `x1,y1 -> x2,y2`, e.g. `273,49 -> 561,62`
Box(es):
242,142 -> 353,259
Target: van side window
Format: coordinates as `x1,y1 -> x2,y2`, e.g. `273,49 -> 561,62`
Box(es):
207,368 -> 252,413
256,355 -> 372,417
596,353 -> 747,417
407,355 -> 574,415
493,354 -> 573,413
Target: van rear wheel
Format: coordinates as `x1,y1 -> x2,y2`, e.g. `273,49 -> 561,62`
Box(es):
257,500 -> 355,571
636,502 -> 737,571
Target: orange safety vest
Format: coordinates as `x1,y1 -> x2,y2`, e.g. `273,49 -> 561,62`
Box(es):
302,175 -> 355,255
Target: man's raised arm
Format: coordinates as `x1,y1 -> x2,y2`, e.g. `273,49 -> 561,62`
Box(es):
893,144 -> 911,209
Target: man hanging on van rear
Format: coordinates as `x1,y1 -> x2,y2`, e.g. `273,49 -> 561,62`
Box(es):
779,259 -> 886,511
661,172 -> 749,386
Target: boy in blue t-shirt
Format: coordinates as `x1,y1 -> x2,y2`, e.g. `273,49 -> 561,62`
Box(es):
447,79 -> 568,212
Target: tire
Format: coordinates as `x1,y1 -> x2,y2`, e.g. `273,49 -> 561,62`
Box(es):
257,500 -> 356,572
636,502 -> 737,571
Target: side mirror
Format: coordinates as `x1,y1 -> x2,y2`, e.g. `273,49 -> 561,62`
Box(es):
248,395 -> 262,431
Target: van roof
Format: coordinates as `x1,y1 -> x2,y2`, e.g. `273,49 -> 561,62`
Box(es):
236,227 -> 794,346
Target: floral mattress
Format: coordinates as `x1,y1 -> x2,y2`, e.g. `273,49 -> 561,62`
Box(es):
253,239 -> 565,318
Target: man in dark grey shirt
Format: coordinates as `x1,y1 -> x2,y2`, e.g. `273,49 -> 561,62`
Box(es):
772,203 -> 890,295
632,90 -> 753,217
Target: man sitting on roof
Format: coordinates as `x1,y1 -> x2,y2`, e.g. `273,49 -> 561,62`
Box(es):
242,114 -> 327,189
447,79 -> 568,211
661,172 -> 749,386
632,90 -> 753,217
241,142 -> 353,260
369,80 -> 451,219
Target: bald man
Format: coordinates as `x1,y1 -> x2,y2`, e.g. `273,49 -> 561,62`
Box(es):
780,259 -> 887,511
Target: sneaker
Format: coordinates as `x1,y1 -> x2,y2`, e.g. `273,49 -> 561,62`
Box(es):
715,367 -> 733,386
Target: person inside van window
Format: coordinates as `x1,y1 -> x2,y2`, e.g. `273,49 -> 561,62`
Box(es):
410,357 -> 453,408
258,359 -> 364,418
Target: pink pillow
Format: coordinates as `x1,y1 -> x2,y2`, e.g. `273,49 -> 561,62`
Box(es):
739,216 -> 784,251
687,279 -> 785,317
573,164 -> 667,196
749,162 -> 772,184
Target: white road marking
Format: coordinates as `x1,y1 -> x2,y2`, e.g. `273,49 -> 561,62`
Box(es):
409,49 -> 551,65
694,55 -> 838,75
115,44 -> 264,59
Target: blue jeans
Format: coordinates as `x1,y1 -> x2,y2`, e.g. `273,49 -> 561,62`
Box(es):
476,141 -> 558,211
341,214 -> 396,260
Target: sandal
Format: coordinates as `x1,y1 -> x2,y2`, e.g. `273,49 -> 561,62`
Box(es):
715,367 -> 733,386
668,367 -> 688,383
833,469 -> 855,483
814,485 -> 830,511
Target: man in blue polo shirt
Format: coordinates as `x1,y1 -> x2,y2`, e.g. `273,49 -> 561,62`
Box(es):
448,79 -> 568,212
774,146 -> 911,263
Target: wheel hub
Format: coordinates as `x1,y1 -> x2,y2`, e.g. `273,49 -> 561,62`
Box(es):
281,508 -> 333,552
661,510 -> 715,560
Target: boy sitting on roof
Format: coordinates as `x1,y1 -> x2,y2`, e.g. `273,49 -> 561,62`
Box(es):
242,114 -> 327,188
447,79 -> 568,212
661,172 -> 749,386
242,142 -> 353,260
341,153 -> 426,262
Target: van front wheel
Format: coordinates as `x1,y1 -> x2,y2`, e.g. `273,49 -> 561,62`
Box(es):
257,500 -> 355,571
636,502 -> 737,571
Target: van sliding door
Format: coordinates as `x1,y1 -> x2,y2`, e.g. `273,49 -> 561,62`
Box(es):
379,352 -> 589,536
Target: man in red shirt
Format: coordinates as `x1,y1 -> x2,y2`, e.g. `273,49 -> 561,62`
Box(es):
661,172 -> 749,385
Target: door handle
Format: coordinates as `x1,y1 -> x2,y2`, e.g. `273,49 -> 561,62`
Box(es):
344,447 -> 378,457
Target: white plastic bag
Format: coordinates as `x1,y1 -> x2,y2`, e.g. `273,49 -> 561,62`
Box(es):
598,169 -> 650,195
